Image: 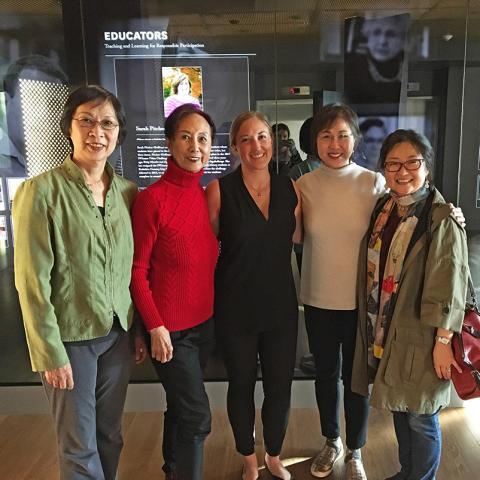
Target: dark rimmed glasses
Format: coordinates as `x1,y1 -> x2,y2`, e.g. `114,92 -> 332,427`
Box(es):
384,158 -> 423,172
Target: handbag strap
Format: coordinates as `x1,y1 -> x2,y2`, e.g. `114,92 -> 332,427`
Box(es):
467,274 -> 478,310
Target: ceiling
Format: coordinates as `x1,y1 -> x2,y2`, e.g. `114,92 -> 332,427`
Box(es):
141,0 -> 479,36
0,0 -> 478,39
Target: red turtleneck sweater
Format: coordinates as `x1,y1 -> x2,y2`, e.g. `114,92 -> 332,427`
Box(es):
130,158 -> 219,332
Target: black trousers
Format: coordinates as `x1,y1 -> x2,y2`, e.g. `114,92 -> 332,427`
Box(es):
304,306 -> 369,450
151,318 -> 214,480
220,324 -> 297,456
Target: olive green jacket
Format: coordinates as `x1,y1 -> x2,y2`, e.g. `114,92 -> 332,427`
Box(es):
352,189 -> 469,413
13,156 -> 137,372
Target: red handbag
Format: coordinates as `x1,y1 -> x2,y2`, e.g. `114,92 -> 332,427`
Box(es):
451,275 -> 480,400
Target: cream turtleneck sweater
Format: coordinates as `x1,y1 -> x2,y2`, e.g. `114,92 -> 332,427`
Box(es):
297,162 -> 386,310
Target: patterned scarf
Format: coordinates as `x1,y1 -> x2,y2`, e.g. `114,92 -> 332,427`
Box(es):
366,187 -> 430,378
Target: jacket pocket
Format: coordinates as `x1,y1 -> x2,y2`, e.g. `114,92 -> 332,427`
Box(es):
384,340 -> 415,387
384,337 -> 432,388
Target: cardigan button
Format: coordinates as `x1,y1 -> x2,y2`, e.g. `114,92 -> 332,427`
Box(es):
442,306 -> 450,314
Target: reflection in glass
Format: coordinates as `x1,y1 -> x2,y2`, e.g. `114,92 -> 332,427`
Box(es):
0,0 -> 474,386
2,55 -> 68,178
0,179 -> 4,211
0,215 -> 7,247
7,177 -> 25,210
357,116 -> 398,171
19,78 -> 70,177
344,14 -> 409,105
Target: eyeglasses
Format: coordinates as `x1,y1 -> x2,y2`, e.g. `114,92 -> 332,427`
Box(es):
384,159 -> 423,172
317,133 -> 353,143
73,116 -> 119,130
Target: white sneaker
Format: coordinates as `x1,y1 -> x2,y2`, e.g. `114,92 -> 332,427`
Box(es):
310,439 -> 344,478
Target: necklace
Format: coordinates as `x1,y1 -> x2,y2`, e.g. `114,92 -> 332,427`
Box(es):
244,180 -> 270,197
367,56 -> 402,83
85,171 -> 105,189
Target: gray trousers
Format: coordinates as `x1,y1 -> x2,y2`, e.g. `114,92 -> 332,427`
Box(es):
42,324 -> 133,480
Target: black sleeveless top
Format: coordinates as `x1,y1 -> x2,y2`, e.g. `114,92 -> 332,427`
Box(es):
214,166 -> 298,334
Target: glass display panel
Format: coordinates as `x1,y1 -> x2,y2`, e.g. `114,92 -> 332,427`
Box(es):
0,216 -> 7,247
0,178 -> 5,211
0,0 -> 475,384
0,0 -> 68,384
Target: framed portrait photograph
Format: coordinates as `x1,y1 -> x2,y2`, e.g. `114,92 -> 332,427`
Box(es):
162,66 -> 203,119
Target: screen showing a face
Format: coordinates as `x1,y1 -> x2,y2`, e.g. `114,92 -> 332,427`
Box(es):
162,66 -> 203,118
114,56 -> 250,188
344,14 -> 409,106
357,115 -> 398,171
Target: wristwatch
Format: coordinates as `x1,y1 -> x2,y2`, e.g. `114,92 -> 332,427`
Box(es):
435,335 -> 451,345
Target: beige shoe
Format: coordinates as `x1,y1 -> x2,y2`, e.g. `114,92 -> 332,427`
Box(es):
264,454 -> 292,480
310,439 -> 344,478
344,452 -> 367,480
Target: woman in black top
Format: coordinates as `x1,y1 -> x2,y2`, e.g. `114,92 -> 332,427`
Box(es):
206,111 -> 301,480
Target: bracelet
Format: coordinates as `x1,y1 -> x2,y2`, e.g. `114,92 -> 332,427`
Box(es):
435,335 -> 451,345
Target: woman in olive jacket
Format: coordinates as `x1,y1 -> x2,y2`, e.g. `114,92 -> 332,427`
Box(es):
352,130 -> 469,480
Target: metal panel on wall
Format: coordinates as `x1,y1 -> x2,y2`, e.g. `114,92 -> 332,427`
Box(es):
20,79 -> 70,177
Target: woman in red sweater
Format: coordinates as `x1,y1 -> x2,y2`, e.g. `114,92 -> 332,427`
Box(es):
130,104 -> 218,480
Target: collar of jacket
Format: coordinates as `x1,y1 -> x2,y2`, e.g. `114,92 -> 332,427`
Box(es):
369,187 -> 451,232
61,155 -> 115,187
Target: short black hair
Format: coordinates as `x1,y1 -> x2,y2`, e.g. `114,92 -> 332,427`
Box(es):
378,129 -> 434,182
164,104 -> 216,141
359,117 -> 387,135
60,85 -> 127,150
299,117 -> 314,155
4,54 -> 68,97
311,104 -> 361,157
272,123 -> 290,138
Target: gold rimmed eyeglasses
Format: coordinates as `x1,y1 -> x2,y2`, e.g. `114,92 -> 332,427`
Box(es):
73,117 -> 119,131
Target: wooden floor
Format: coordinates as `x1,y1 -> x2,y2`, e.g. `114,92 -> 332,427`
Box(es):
1,407 -> 479,479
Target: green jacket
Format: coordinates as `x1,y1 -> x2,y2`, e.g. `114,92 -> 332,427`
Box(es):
352,189 -> 469,413
13,156 -> 137,372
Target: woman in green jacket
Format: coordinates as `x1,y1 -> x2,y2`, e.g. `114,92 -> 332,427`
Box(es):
352,129 -> 469,480
13,85 -> 145,480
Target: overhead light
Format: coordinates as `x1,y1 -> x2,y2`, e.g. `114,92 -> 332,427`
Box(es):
442,33 -> 453,42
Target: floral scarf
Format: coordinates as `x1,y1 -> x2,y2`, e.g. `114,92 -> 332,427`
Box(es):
366,187 -> 430,378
